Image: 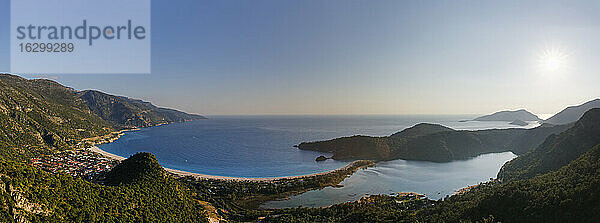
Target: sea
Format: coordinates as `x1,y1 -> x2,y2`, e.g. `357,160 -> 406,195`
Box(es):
97,115 -> 537,207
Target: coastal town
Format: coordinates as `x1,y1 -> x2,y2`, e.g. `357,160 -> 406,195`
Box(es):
30,149 -> 120,181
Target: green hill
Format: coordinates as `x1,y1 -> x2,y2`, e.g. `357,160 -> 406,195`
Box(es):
474,109 -> 541,121
389,123 -> 453,138
0,73 -> 204,156
103,152 -> 166,185
0,74 -> 209,222
498,108 -> 600,182
298,122 -> 570,162
0,153 -> 208,222
0,74 -> 113,156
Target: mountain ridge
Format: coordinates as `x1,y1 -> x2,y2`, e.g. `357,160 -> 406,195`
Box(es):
0,74 -> 113,153
269,107 -> 600,222
474,109 -> 541,122
78,90 -> 205,129
499,108 -> 600,182
0,73 -> 209,222
544,98 -> 600,125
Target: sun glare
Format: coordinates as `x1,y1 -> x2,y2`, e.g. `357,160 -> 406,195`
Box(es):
537,47 -> 569,73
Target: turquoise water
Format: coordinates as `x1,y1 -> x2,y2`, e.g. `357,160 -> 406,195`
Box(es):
98,115 -> 535,177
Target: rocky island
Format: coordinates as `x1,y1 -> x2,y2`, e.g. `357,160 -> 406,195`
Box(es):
474,109 -> 541,122
315,155 -> 330,161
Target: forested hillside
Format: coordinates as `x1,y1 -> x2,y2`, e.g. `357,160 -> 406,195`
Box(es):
0,153 -> 208,222
498,108 -> 600,182
0,74 -> 209,222
78,90 -> 205,128
0,74 -> 112,157
298,122 -> 570,162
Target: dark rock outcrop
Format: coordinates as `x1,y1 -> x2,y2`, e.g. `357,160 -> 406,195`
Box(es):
315,155 -> 329,161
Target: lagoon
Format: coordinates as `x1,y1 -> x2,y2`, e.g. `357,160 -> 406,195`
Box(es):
262,151 -> 516,208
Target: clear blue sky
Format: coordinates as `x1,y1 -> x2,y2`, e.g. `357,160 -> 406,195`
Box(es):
1,0 -> 599,115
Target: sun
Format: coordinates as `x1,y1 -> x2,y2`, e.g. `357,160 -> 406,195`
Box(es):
537,47 -> 569,73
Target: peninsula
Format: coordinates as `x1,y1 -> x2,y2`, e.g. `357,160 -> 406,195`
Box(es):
297,122 -> 570,162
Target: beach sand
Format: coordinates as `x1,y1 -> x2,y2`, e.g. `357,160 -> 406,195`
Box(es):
86,146 -> 358,182
88,146 -> 127,161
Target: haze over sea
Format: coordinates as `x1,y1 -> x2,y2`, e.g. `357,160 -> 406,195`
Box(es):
99,115 -> 533,206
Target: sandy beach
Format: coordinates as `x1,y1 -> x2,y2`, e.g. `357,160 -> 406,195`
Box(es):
88,146 -> 127,161
86,146 -> 361,182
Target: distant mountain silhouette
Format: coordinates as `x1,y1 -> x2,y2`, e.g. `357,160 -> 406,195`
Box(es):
544,99 -> 600,125
474,109 -> 541,121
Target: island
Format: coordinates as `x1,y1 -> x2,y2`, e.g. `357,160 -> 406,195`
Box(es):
473,109 -> 541,122
315,155 -> 330,161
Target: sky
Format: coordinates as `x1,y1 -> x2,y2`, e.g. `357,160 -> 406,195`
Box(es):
1,0 -> 599,116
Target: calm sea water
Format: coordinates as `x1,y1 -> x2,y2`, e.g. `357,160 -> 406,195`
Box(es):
98,115 -> 533,205
262,151 -> 516,208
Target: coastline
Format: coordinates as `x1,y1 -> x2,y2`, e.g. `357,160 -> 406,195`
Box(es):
78,128 -> 140,148
87,146 -> 127,161
86,146 -> 371,182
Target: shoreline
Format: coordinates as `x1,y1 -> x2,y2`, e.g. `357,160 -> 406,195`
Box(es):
78,128 -> 140,148
86,146 -> 368,182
